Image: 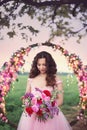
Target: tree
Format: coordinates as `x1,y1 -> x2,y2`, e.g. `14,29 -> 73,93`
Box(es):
0,0 -> 87,42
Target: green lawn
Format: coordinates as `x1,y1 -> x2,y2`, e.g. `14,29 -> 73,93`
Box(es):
0,74 -> 79,130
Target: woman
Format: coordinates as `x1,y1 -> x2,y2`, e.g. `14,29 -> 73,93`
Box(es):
17,51 -> 72,130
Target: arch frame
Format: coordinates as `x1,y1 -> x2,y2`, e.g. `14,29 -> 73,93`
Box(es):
0,42 -> 87,126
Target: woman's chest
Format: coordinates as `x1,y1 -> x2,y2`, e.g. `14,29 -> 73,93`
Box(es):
30,78 -> 53,93
31,78 -> 46,88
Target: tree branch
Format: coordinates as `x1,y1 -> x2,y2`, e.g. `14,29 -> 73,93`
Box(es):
0,0 -> 87,7
22,0 -> 87,7
0,0 -> 12,6
52,6 -> 59,21
69,23 -> 87,34
72,4 -> 80,17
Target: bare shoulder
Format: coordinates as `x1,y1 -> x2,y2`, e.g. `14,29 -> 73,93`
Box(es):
55,75 -> 64,93
28,77 -> 36,81
28,76 -> 39,84
28,78 -> 32,81
55,75 -> 62,84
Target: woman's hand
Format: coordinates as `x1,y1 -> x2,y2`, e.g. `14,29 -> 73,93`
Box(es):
21,96 -> 25,104
21,96 -> 25,100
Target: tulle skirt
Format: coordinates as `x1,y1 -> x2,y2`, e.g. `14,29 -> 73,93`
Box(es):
17,109 -> 72,130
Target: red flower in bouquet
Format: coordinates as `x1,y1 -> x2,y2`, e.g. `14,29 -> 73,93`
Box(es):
43,90 -> 51,97
37,109 -> 43,116
26,107 -> 33,115
51,100 -> 56,107
37,98 -> 42,105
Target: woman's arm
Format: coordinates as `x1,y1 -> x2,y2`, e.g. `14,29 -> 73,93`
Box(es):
57,82 -> 64,106
56,76 -> 64,106
21,78 -> 31,100
25,78 -> 31,93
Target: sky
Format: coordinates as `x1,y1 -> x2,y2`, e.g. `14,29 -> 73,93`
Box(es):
0,15 -> 87,73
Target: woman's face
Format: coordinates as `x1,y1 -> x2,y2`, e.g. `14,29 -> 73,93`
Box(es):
37,58 -> 47,74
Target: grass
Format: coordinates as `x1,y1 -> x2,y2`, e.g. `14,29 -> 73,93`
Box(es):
0,74 -> 79,130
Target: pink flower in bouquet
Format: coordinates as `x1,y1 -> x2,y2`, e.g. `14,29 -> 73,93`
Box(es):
43,96 -> 51,102
32,104 -> 39,112
41,92 -> 47,99
31,97 -> 37,104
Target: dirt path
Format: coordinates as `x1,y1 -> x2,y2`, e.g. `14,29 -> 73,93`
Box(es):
65,107 -> 87,130
72,121 -> 87,130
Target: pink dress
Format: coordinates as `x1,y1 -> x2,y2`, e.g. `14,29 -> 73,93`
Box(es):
17,79 -> 72,130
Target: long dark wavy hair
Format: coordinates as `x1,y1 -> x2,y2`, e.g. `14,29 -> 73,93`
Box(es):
29,51 -> 57,87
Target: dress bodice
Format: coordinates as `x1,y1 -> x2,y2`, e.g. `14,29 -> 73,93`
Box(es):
28,78 -> 62,97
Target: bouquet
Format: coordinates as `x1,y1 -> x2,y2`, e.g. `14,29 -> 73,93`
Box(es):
22,88 -> 59,122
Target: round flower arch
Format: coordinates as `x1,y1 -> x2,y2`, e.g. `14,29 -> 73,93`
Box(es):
0,42 -> 87,127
